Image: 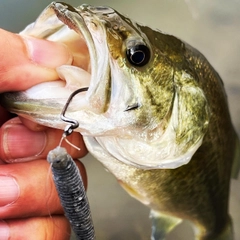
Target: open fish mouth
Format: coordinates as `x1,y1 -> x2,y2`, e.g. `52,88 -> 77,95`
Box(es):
49,2 -> 112,112
1,2 -> 112,129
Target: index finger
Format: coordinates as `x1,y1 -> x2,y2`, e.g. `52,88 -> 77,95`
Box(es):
0,28 -> 72,93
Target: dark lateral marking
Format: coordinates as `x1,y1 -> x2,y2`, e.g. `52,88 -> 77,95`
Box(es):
47,147 -> 95,240
124,103 -> 140,111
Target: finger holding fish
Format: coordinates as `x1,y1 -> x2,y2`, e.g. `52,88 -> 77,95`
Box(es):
0,28 -> 73,93
0,117 -> 87,163
0,159 -> 87,218
0,158 -> 86,239
3,216 -> 70,240
0,116 -> 87,240
0,12 -> 88,240
0,117 -> 88,219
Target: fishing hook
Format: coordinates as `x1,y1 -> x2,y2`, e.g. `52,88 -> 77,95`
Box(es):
60,87 -> 89,136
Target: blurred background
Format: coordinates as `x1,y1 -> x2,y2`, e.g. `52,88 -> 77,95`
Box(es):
1,0 -> 239,239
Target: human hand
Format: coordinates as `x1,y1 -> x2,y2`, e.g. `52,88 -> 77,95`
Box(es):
0,29 -> 88,240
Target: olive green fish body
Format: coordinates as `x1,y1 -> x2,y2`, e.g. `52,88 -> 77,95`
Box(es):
0,3 -> 239,239
84,36 -> 237,240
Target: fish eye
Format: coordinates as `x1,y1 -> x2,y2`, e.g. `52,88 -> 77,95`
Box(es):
126,44 -> 150,67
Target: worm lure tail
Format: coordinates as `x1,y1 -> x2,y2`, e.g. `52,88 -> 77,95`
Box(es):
47,146 -> 95,240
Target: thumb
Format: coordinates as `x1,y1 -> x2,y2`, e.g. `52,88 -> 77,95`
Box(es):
0,28 -> 72,93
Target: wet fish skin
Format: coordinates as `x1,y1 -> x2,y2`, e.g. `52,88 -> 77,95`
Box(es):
0,2 -> 239,240
86,46 -> 236,239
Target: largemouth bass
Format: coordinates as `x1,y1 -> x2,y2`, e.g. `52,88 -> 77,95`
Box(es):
1,2 -> 239,240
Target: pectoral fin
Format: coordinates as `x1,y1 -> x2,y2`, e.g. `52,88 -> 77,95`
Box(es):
150,210 -> 182,240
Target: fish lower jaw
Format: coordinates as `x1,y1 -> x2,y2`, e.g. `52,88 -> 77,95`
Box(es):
84,131 -> 203,170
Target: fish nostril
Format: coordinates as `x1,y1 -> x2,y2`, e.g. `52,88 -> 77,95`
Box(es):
90,21 -> 98,30
79,4 -> 90,11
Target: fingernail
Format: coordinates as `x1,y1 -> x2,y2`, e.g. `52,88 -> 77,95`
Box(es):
2,123 -> 46,162
22,36 -> 73,67
0,221 -> 10,240
0,176 -> 19,207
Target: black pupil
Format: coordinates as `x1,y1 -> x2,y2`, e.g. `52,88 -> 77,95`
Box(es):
131,51 -> 145,64
127,44 -> 150,67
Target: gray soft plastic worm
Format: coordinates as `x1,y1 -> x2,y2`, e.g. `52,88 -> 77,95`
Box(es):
47,146 -> 95,240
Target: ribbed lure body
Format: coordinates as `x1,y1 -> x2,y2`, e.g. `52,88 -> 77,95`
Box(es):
47,146 -> 95,240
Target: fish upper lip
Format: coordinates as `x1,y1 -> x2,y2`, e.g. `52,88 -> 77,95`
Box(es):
51,2 -> 96,81
51,2 -> 111,113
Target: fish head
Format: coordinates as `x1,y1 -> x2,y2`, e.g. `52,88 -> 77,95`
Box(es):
0,2 -> 210,169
